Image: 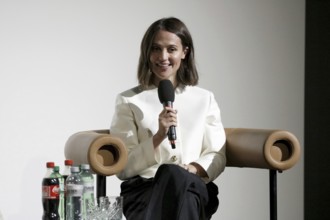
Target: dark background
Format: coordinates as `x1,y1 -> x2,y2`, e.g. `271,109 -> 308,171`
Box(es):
305,0 -> 330,219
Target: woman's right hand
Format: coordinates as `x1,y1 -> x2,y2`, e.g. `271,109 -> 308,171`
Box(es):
153,107 -> 177,148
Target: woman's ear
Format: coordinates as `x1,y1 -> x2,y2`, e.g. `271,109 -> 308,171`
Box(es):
182,47 -> 189,59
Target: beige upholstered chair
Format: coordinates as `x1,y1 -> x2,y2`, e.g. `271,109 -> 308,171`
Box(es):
65,128 -> 301,220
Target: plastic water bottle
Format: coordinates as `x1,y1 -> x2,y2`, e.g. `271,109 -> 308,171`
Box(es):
42,162 -> 60,220
66,166 -> 83,220
62,159 -> 73,181
62,159 -> 73,218
51,166 -> 65,220
80,164 -> 95,219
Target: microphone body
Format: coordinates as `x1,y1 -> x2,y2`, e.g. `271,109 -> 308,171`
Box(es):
163,101 -> 177,149
158,80 -> 176,149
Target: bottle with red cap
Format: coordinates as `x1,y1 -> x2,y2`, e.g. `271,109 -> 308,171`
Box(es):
62,159 -> 73,219
44,162 -> 55,177
42,162 -> 60,220
62,159 -> 73,181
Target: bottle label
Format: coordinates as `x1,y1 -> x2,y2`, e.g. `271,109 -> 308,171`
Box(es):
42,185 -> 59,199
66,184 -> 84,197
84,183 -> 94,193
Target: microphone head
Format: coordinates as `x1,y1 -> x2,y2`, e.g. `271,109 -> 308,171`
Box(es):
158,79 -> 175,103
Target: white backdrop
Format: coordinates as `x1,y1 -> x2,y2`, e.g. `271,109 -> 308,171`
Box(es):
0,0 -> 304,219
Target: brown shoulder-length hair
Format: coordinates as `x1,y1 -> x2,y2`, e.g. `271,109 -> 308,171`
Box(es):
137,17 -> 199,88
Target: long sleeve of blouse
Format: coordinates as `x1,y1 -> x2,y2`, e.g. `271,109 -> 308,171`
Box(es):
110,85 -> 226,183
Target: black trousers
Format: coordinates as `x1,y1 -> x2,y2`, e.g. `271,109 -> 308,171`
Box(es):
120,164 -> 219,220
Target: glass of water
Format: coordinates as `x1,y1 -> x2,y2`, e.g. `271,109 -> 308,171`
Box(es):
86,196 -> 123,220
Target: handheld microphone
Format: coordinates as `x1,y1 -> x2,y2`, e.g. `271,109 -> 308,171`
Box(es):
158,79 -> 176,149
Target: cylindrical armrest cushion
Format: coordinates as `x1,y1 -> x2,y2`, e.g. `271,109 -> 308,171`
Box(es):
225,128 -> 301,171
64,130 -> 127,176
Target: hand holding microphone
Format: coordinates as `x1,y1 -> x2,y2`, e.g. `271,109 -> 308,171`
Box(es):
158,80 -> 177,149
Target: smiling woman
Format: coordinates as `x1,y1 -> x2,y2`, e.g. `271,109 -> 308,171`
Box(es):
110,17 -> 226,220
149,30 -> 188,85
137,17 -> 199,89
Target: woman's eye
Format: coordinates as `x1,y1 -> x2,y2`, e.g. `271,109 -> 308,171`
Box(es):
151,46 -> 160,51
168,47 -> 177,53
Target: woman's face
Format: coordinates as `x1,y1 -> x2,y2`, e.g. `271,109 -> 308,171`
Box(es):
150,30 -> 187,86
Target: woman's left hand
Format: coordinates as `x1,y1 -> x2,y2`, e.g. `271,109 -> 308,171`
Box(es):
178,162 -> 208,178
178,163 -> 198,175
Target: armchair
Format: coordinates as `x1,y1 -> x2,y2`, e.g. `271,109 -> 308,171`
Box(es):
64,128 -> 301,220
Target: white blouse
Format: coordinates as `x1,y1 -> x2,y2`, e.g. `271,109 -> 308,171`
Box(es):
110,85 -> 226,183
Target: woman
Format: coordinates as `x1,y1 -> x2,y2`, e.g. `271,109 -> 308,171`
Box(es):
110,17 -> 226,220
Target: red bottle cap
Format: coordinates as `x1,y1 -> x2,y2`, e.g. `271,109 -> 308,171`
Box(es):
65,159 -> 73,166
46,162 -> 55,168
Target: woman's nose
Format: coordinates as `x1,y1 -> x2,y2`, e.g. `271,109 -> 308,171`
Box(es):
159,50 -> 168,60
